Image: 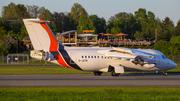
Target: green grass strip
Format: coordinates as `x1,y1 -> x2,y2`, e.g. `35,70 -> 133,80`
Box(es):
0,87 -> 180,101
0,66 -> 179,75
0,66 -> 92,75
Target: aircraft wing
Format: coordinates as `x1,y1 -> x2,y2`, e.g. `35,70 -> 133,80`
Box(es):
98,47 -> 156,67
103,47 -> 154,59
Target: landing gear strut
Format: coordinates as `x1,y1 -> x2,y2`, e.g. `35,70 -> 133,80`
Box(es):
111,70 -> 120,77
93,72 -> 103,76
163,70 -> 167,76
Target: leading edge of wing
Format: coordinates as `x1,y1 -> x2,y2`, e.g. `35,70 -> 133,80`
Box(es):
97,47 -> 154,59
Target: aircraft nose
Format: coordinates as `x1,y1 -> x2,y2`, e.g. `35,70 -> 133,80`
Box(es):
169,59 -> 177,69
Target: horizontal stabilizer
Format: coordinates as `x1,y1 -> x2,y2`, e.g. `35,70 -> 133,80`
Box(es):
23,19 -> 50,23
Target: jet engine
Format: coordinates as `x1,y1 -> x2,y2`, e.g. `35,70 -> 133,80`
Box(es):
132,56 -> 144,66
30,50 -> 58,61
132,56 -> 156,68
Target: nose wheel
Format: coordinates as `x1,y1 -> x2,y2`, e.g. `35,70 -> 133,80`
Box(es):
163,70 -> 167,76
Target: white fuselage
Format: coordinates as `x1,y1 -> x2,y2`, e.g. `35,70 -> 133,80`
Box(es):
49,46 -> 176,72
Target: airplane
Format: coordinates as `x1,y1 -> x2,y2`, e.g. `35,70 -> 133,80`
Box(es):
23,18 -> 177,76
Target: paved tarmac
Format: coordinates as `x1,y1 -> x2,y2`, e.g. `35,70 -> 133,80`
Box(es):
0,73 -> 180,87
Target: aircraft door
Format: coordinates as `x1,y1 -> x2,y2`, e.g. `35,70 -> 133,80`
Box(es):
155,55 -> 160,65
70,52 -> 77,64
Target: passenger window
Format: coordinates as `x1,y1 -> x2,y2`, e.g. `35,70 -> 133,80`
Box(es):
94,56 -> 96,58
97,56 -> 99,58
82,56 -> 83,58
91,56 -> 93,58
85,56 -> 87,58
101,56 -> 103,58
88,56 -> 90,58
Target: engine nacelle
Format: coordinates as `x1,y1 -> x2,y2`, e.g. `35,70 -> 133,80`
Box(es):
30,50 -> 57,61
132,56 -> 156,67
143,64 -> 155,68
30,50 -> 45,60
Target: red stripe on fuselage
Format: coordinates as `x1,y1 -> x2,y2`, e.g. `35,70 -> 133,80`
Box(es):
39,19 -> 74,69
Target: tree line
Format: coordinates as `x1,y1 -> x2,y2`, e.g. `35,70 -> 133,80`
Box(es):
0,2 -> 180,56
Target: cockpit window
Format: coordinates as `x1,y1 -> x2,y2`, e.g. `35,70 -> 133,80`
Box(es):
162,55 -> 167,59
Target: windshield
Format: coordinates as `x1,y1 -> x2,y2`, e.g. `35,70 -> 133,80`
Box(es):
162,55 -> 167,59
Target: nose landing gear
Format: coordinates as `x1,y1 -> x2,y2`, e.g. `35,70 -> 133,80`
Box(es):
163,70 -> 167,76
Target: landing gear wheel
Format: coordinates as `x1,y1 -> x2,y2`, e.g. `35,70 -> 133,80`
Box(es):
93,72 -> 103,76
163,71 -> 167,76
111,70 -> 120,77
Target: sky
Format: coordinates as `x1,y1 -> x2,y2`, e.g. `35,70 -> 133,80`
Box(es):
0,0 -> 180,25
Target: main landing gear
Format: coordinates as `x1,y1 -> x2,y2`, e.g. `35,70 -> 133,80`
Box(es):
93,71 -> 103,76
111,70 -> 120,77
163,70 -> 167,76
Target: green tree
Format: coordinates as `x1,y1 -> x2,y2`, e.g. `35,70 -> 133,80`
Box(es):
0,26 -> 9,56
77,15 -> 95,33
175,20 -> 180,36
162,17 -> 175,41
2,3 -> 30,20
70,3 -> 88,25
1,2 -> 18,20
110,27 -> 121,35
89,15 -> 106,33
170,35 -> 180,44
107,16 -> 124,35
134,31 -> 144,40
146,11 -> 156,38
52,12 -> 69,33
123,13 -> 137,39
134,8 -> 156,40
19,25 -> 28,41
66,12 -> 77,30
16,4 -> 30,19
38,7 -> 51,20
151,41 -> 170,55
107,12 -> 137,39
151,40 -> 180,55
26,5 -> 39,18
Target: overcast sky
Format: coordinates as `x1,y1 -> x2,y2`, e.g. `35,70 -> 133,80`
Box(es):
0,0 -> 179,25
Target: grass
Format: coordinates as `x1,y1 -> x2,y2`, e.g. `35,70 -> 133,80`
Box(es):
0,65 -> 179,75
0,66 -> 92,75
0,87 -> 180,101
167,66 -> 180,73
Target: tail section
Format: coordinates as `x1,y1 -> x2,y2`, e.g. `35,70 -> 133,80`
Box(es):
23,18 -> 63,51
23,18 -> 82,70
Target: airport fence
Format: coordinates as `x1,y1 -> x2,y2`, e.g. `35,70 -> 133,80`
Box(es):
0,54 -> 48,64
7,54 -> 29,64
